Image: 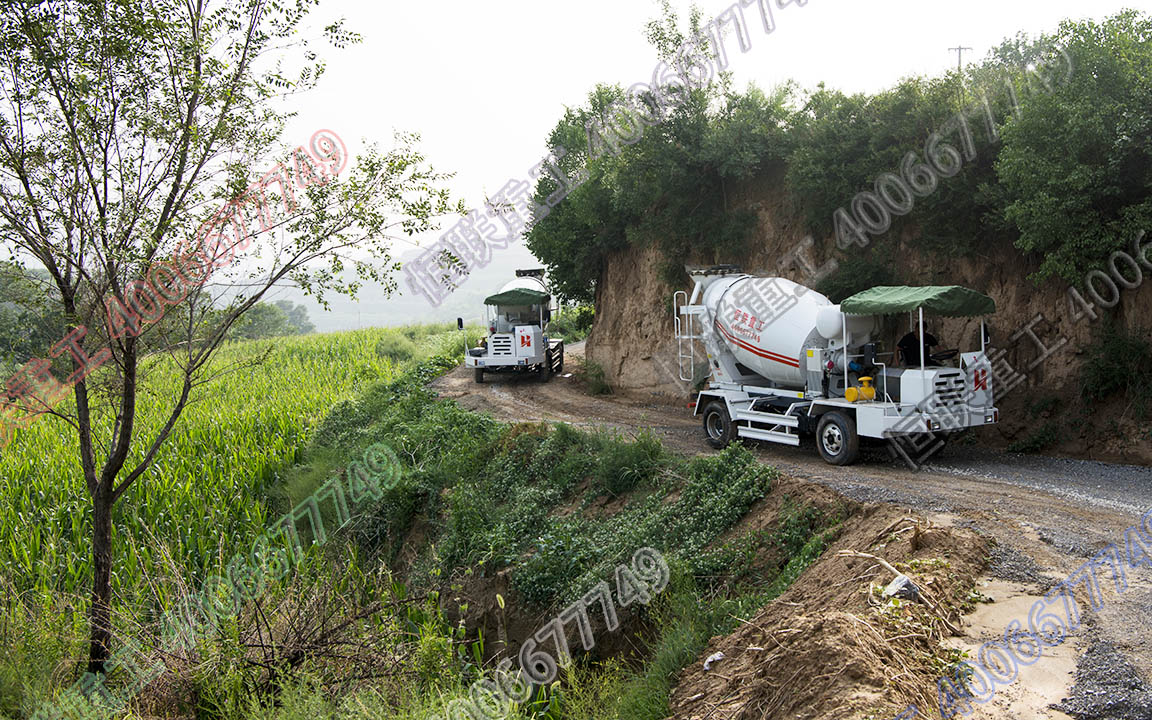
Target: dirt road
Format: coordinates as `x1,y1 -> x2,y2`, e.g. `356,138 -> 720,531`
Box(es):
434,343 -> 1152,719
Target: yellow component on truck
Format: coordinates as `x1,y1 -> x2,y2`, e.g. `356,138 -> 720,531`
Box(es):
845,377 -> 876,403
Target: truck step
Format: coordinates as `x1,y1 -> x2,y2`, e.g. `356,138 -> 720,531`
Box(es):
733,410 -> 799,427
737,427 -> 801,446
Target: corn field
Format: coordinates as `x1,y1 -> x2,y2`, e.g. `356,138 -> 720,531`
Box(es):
0,326 -> 468,613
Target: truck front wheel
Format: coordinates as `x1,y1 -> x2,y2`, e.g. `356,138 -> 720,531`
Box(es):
817,411 -> 860,466
702,400 -> 734,449
474,368 -> 484,384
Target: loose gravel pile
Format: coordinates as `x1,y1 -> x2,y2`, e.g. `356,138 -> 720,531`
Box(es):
1036,526 -> 1100,558
986,542 -> 1053,588
1052,641 -> 1152,720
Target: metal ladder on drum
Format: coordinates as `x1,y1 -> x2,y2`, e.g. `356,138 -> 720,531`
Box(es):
673,290 -> 706,383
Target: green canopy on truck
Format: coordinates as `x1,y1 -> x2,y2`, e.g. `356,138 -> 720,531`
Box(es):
483,288 -> 550,306
840,285 -> 995,317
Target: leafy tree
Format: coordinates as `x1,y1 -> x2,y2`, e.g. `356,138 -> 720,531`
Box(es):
528,4 -> 793,301
274,299 -> 316,335
0,0 -> 457,672
996,10 -> 1152,283
0,262 -> 64,367
230,302 -> 292,340
226,301 -> 312,340
534,4 -> 1152,301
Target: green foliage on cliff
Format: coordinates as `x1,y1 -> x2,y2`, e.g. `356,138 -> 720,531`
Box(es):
529,9 -> 1152,297
526,3 -> 792,303
528,82 -> 792,303
997,11 -> 1152,283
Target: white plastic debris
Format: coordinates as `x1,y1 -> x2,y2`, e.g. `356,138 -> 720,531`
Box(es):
703,651 -> 726,671
882,574 -> 920,601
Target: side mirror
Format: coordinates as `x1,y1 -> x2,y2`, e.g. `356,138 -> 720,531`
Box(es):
457,317 -> 464,330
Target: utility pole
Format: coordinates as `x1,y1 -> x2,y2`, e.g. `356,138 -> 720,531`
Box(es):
949,45 -> 973,72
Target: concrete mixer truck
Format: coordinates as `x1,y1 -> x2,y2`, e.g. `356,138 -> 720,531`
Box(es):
674,266 -> 999,465
465,269 -> 564,383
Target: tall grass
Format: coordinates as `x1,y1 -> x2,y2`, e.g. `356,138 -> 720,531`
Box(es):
0,325 -> 476,610
0,324 -> 836,720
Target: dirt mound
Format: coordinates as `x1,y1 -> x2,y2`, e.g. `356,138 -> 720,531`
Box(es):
666,504 -> 989,720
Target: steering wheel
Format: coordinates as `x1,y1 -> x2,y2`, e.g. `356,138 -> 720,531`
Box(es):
930,348 -> 959,363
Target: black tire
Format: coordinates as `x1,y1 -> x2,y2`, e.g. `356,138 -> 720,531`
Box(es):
817,411 -> 860,466
474,368 -> 484,384
929,431 -> 951,458
701,400 -> 734,449
538,356 -> 552,383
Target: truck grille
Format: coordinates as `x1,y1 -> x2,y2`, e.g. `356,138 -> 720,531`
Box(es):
490,334 -> 513,356
933,373 -> 965,408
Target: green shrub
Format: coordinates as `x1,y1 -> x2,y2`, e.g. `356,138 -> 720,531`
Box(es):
548,305 -> 595,343
376,334 -> 418,362
579,359 -> 612,395
670,444 -> 775,556
1007,421 -> 1062,453
774,500 -> 825,557
595,431 -> 664,496
514,520 -> 600,605
814,245 -> 900,302
412,618 -> 458,691
1027,396 -> 1060,418
1079,325 -> 1152,419
440,482 -> 497,567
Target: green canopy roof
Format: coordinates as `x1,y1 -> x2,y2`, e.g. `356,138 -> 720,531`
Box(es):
840,285 -> 995,317
483,288 -> 550,306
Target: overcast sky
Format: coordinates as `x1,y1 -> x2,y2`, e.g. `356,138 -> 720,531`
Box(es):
271,0 -> 1141,328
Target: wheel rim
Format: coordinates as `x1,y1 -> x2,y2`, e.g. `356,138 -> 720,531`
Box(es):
821,424 -> 843,455
706,412 -> 724,440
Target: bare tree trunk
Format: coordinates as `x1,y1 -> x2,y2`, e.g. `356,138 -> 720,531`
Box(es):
87,483 -> 113,673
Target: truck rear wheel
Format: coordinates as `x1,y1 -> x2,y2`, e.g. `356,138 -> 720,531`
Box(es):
538,357 -> 552,383
474,368 -> 484,384
817,411 -> 860,466
702,400 -> 734,449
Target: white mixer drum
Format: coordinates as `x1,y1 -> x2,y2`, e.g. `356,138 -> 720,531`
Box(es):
707,276 -> 833,388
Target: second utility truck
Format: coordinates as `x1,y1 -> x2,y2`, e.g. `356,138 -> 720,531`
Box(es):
466,269 -> 564,383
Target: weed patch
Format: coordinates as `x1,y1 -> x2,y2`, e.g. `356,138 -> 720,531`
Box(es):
1079,324 -> 1152,419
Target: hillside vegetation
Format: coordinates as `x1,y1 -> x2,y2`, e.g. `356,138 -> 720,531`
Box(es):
528,10 -> 1152,297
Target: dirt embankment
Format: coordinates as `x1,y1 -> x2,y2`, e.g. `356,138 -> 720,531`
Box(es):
667,505 -> 989,720
585,165 -> 1152,465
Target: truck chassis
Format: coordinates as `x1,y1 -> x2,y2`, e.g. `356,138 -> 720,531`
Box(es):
466,337 -> 564,383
